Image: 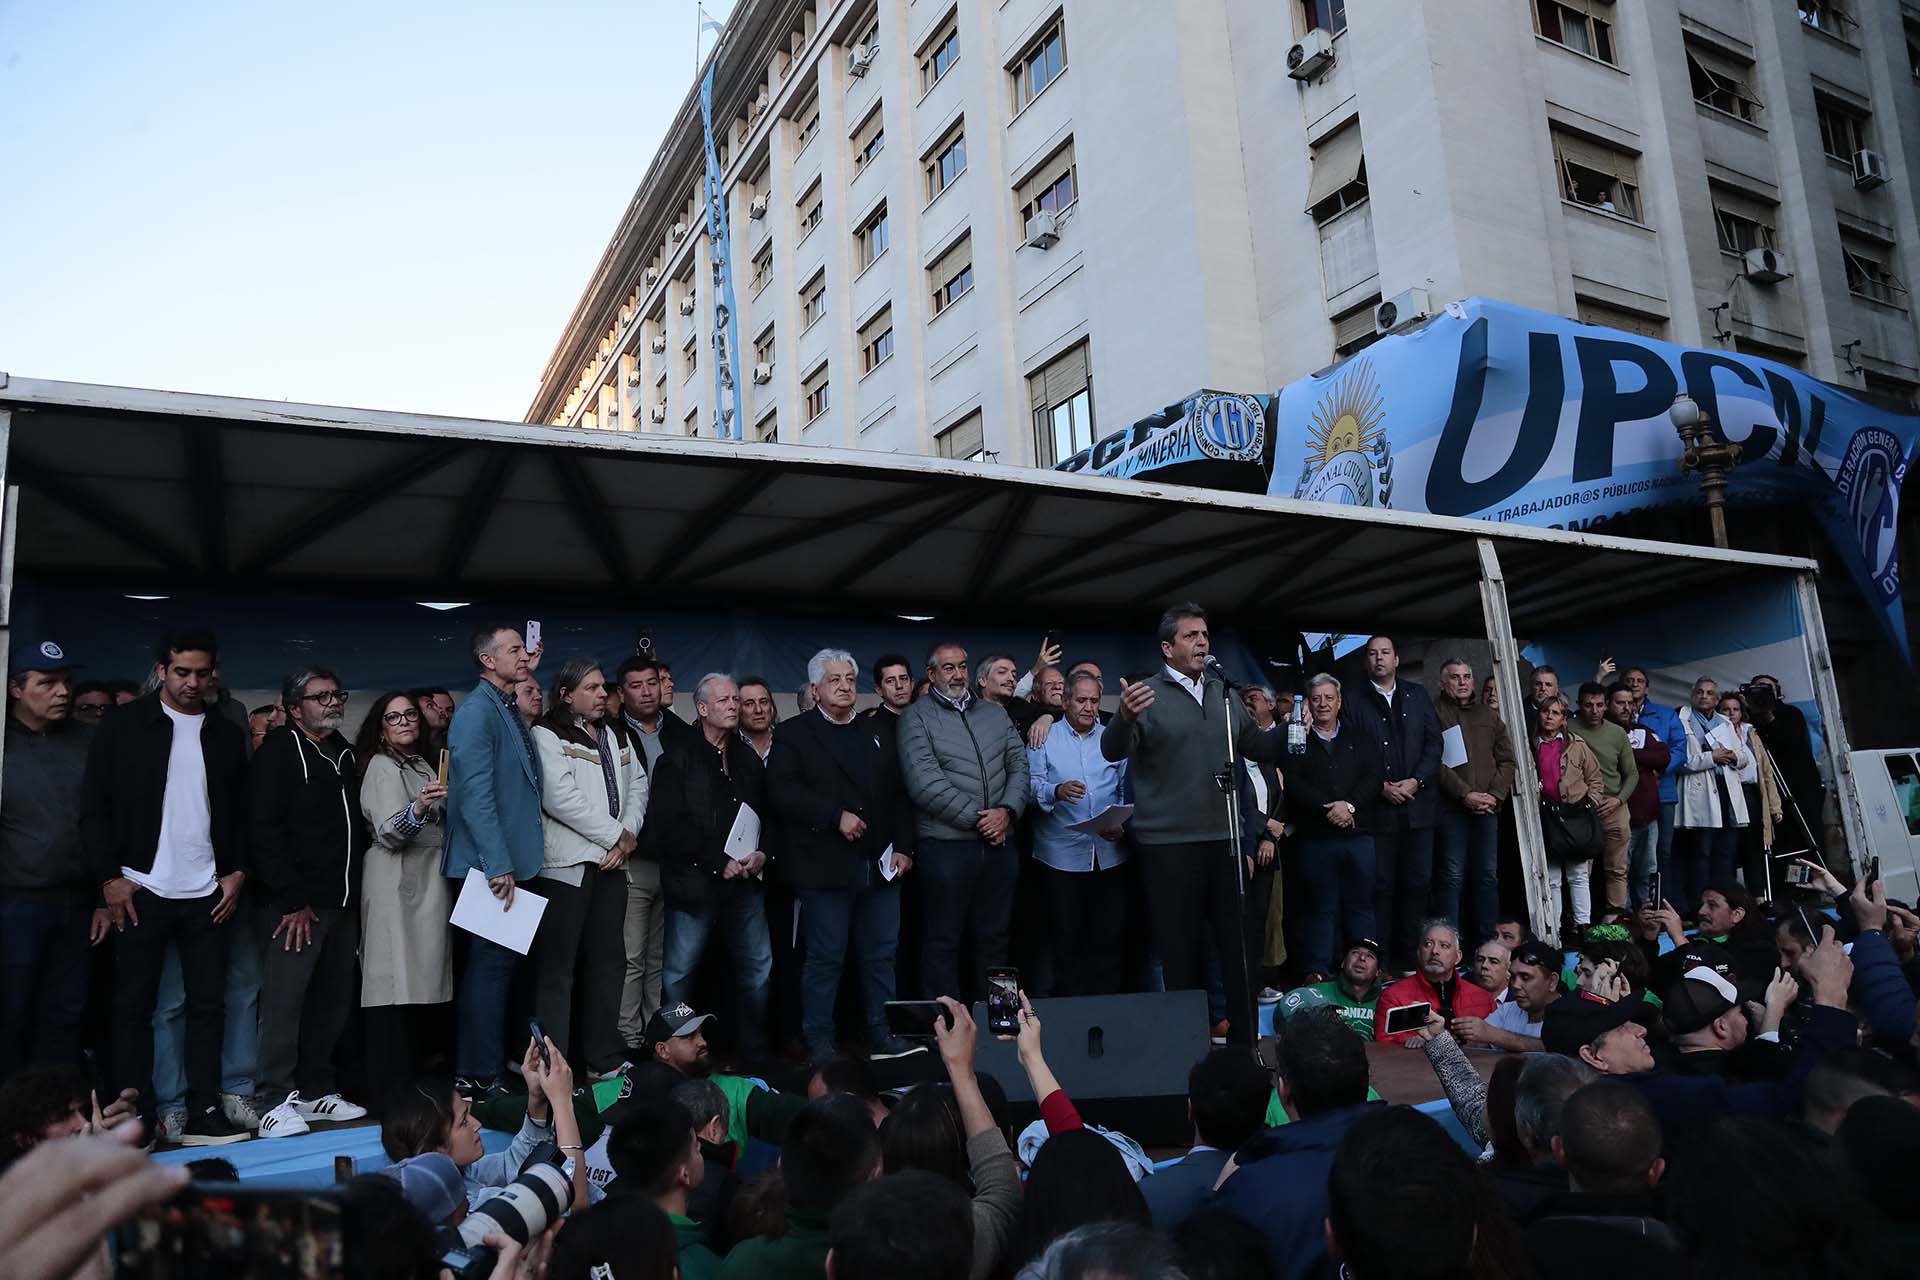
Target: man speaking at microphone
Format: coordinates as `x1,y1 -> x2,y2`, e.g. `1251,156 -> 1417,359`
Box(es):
1102,602 -> 1281,1044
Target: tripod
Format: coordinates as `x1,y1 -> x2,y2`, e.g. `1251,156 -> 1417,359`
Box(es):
1751,731 -> 1822,901
1207,664 -> 1259,1044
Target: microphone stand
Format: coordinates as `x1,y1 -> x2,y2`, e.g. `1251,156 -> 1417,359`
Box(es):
1205,659 -> 1258,1045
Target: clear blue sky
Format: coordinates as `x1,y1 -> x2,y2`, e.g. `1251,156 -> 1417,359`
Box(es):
0,1 -> 726,420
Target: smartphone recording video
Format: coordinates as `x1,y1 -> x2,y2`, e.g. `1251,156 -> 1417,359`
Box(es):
986,967 -> 1020,1037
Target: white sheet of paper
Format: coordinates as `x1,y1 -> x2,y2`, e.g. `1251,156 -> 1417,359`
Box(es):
450,868 -> 547,956
1629,728 -> 1648,749
724,803 -> 762,862
1440,724 -> 1469,769
878,844 -> 900,881
1067,804 -> 1133,835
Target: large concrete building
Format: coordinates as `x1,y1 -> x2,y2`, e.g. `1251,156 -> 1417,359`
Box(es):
527,0 -> 1920,463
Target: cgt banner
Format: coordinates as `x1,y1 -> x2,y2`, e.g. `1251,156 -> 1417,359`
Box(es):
1266,297 -> 1919,654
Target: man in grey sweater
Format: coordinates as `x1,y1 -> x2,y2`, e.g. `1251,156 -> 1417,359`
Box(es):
1102,603 -> 1281,1043
898,641 -> 1029,1001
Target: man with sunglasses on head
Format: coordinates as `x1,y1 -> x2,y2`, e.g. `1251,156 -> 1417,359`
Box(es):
248,667 -> 370,1137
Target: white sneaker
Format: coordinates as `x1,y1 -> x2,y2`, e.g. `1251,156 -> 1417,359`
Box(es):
1257,987 -> 1284,1005
258,1093 -> 312,1139
221,1092 -> 261,1130
157,1110 -> 189,1144
294,1093 -> 368,1123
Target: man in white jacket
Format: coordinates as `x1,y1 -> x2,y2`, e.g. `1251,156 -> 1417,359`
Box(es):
1669,677 -> 1749,915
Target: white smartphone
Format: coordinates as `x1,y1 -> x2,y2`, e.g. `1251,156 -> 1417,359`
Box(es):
525,619 -> 542,652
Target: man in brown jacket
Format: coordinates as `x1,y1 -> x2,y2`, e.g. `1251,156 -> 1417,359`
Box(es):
1433,658 -> 1515,943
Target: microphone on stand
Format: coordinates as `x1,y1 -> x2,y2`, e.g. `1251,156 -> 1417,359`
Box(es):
1202,655 -> 1243,689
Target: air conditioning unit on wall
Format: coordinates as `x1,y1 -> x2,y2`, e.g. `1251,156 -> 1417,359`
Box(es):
1743,247 -> 1792,284
1374,287 -> 1432,335
1286,29 -> 1335,82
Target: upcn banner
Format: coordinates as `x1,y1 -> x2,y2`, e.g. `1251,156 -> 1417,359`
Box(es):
1268,298 -> 1917,651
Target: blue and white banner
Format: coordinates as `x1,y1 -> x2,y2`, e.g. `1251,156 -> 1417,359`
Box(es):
698,50 -> 744,440
1266,298 -> 1919,654
1055,390 -> 1274,492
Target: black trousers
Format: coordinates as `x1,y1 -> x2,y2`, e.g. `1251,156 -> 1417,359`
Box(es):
1039,862 -> 1126,996
364,1002 -> 453,1116
112,888 -> 229,1116
1138,841 -> 1253,1042
258,905 -> 359,1103
918,837 -> 1017,1001
531,867 -> 628,1073
0,886 -> 95,1078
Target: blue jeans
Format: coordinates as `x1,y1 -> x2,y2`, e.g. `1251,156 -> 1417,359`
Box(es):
1297,835 -> 1377,977
1627,822 -> 1659,909
664,889 -> 773,1056
153,909 -> 263,1110
1433,810 -> 1500,943
0,888 -> 94,1078
455,934 -> 522,1079
796,883 -> 900,1054
1674,826 -> 1740,914
1656,802 -> 1677,909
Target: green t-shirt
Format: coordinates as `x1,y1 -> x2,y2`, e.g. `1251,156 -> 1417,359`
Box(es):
671,1213 -> 723,1280
1265,1083 -> 1384,1127
1306,980 -> 1379,1039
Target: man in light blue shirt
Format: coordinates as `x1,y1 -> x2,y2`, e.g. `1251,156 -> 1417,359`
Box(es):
1029,671 -> 1129,995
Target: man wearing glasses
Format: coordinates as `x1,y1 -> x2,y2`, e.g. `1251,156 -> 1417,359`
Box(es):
247,666 -> 371,1137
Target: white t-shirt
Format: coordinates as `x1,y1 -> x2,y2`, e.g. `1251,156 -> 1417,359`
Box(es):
123,702 -> 217,899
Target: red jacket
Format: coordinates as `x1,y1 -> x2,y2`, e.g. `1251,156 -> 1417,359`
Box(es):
1621,720 -> 1671,828
1374,970 -> 1497,1044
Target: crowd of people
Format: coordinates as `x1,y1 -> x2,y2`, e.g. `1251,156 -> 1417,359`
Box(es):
0,605 -> 1914,1278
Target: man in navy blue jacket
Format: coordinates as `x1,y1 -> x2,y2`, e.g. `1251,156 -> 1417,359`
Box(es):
1209,1008 -> 1378,1280
1341,637 -> 1441,972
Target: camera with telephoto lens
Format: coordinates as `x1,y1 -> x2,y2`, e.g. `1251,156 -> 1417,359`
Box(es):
1738,681 -> 1777,715
436,1143 -> 572,1279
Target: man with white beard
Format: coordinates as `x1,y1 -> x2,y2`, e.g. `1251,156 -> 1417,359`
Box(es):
248,666 -> 371,1137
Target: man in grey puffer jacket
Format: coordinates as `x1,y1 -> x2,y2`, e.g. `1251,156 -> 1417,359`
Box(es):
897,641 -> 1029,1000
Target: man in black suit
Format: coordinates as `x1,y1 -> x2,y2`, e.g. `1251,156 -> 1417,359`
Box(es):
766,648 -> 919,1062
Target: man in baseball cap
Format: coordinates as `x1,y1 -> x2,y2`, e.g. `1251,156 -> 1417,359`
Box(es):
1541,991 -> 1654,1074
640,1003 -> 715,1075
1286,937 -> 1385,1040
1663,965 -> 1798,1080
0,638 -> 93,1076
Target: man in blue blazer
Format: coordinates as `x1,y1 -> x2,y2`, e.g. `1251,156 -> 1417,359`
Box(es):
444,623 -> 542,1096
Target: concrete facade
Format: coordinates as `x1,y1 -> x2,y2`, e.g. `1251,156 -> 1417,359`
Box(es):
528,0 -> 1920,462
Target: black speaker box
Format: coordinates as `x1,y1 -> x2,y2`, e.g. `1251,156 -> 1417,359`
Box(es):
969,989 -> 1211,1148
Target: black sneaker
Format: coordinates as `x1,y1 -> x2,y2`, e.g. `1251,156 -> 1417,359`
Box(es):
455,1075 -> 511,1104
179,1105 -> 250,1146
868,1035 -> 927,1061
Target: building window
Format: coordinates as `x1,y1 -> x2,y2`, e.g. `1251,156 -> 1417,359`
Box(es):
1815,95 -> 1869,162
1017,142 -> 1077,233
1574,297 -> 1667,338
804,363 -> 830,421
795,99 -> 820,151
857,204 -> 890,270
1533,0 -> 1616,66
753,327 -> 775,368
1687,46 -> 1762,123
684,338 -> 698,381
1551,129 -> 1642,222
1029,343 -> 1093,467
684,407 -> 699,437
1842,235 -> 1907,308
750,242 -> 773,294
860,306 -> 895,372
1305,122 -> 1367,224
801,272 -> 827,329
797,181 -> 824,241
752,411 -> 778,442
929,233 -> 974,314
1012,18 -> 1066,112
1302,0 -> 1346,36
852,105 -> 885,172
1712,192 -> 1777,255
920,14 -> 960,92
936,411 -> 986,461
1908,21 -> 1920,80
925,125 -> 967,200
856,13 -> 879,55
1799,2 -> 1857,43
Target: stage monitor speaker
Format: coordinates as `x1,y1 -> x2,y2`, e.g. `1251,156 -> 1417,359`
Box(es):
969,989 -> 1212,1147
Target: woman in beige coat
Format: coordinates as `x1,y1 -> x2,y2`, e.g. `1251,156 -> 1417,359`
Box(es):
1533,695 -> 1605,927
354,690 -> 451,1112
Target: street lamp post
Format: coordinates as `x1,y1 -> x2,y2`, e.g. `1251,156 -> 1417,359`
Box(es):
1668,392 -> 1740,550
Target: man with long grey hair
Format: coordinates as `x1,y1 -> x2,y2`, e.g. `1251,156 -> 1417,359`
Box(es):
768,649 -> 920,1059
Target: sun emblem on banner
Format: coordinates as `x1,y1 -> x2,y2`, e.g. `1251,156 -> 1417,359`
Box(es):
1294,358 -> 1393,507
